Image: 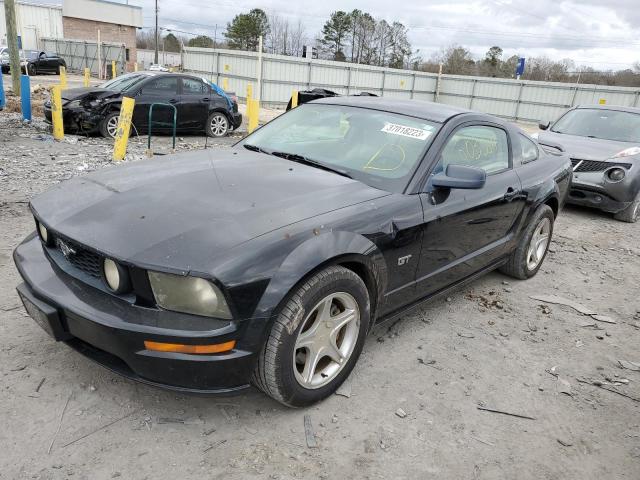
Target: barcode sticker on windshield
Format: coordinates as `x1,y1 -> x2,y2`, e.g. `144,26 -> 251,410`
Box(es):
381,123 -> 432,140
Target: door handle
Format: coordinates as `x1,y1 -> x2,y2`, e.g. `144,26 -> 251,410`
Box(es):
169,98 -> 178,104
503,187 -> 519,201
202,97 -> 210,102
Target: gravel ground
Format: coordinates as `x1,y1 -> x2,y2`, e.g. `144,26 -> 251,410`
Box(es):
1,113 -> 639,480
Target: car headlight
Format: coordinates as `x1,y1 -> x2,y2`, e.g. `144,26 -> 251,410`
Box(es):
612,147 -> 640,158
103,258 -> 131,294
148,271 -> 232,319
606,167 -> 626,182
89,98 -> 104,108
65,99 -> 82,109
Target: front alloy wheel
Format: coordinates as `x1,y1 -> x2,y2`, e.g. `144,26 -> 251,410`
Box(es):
252,266 -> 370,407
526,217 -> 551,271
293,292 -> 360,389
100,112 -> 120,138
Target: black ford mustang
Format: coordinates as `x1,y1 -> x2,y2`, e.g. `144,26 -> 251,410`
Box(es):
14,97 -> 572,406
43,71 -> 242,138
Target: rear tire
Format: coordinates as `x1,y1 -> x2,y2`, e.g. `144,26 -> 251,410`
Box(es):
252,266 -> 370,407
614,191 -> 640,223
27,64 -> 36,76
499,204 -> 554,280
206,112 -> 229,137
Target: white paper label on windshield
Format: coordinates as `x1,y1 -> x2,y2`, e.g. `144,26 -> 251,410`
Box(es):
381,123 -> 432,140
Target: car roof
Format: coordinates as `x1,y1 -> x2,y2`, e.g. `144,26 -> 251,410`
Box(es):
574,104 -> 640,115
312,95 -> 474,123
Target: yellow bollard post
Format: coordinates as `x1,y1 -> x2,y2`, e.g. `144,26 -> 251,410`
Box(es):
83,68 -> 90,87
134,62 -> 138,72
59,66 -> 67,89
247,83 -> 253,100
111,61 -> 116,79
248,98 -> 259,134
291,90 -> 299,108
113,97 -> 135,161
222,78 -> 228,91
51,86 -> 64,140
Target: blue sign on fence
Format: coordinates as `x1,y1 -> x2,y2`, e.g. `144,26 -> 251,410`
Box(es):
17,35 -> 22,49
516,57 -> 526,77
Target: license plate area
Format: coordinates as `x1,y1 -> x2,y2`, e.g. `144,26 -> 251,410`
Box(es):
17,284 -> 69,341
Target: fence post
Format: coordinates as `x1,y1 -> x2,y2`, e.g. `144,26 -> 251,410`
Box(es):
346,66 -> 351,95
215,51 -> 220,85
469,79 -> 477,109
634,91 -> 640,108
381,70 -> 386,96
0,72 -> 5,110
83,68 -> 90,87
59,66 -> 67,89
307,62 -> 312,90
291,90 -> 298,108
410,73 -> 416,99
435,64 -> 443,102
514,82 -> 525,121
113,97 -> 135,161
51,85 -> 64,140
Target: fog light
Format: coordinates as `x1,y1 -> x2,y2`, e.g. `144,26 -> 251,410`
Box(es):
143,340 -> 236,354
594,195 -> 602,203
607,168 -> 626,182
103,258 -> 131,294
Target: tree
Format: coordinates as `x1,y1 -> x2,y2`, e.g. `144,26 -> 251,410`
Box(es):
439,45 -> 475,75
321,11 -> 352,61
485,46 -> 503,68
267,14 -> 307,56
163,33 -> 181,52
225,8 -> 270,51
187,35 -> 214,48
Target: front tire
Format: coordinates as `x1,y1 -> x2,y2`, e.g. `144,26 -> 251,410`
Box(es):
27,64 -> 36,76
500,204 -> 554,280
614,191 -> 640,223
252,266 -> 370,407
206,112 -> 229,137
99,111 -> 120,139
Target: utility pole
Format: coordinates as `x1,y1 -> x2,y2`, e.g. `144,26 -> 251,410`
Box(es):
154,0 -> 159,64
4,0 -> 22,95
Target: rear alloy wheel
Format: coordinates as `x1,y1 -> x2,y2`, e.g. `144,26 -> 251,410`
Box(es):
99,112 -> 120,139
614,191 -> 640,223
499,204 -> 555,280
206,112 -> 229,137
252,266 -> 370,407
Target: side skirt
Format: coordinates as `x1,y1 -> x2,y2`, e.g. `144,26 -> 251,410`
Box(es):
372,257 -> 508,328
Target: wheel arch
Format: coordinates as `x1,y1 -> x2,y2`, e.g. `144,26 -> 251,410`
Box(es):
252,232 -> 388,334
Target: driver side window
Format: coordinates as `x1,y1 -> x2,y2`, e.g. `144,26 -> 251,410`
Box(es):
439,126 -> 510,174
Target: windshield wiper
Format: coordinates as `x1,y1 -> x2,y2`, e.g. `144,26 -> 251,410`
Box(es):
270,151 -> 352,179
243,143 -> 270,154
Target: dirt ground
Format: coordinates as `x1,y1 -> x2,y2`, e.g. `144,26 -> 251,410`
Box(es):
1,111 -> 639,480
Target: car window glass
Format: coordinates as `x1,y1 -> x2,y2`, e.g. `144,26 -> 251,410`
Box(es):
551,108 -> 640,143
519,134 -> 538,163
143,77 -> 178,95
242,103 -> 440,193
438,126 -> 509,174
182,78 -> 208,95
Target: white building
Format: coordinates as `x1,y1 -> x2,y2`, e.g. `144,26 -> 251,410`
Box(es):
0,1 -> 64,50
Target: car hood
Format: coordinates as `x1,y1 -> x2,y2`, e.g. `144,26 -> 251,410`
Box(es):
538,131 -> 638,161
61,87 -> 120,103
30,149 -> 389,274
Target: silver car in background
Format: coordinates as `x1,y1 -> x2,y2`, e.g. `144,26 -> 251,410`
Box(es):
536,105 -> 640,222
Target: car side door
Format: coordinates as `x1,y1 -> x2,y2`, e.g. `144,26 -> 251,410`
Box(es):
414,122 -> 526,296
132,75 -> 179,132
178,77 -> 210,130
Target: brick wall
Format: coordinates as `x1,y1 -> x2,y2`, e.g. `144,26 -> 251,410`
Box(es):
62,16 -> 137,72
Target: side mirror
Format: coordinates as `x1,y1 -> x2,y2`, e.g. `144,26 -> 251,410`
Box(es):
538,120 -> 551,131
431,164 -> 486,190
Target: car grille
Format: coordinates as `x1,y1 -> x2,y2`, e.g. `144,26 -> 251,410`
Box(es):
570,158 -> 631,173
54,236 -> 103,278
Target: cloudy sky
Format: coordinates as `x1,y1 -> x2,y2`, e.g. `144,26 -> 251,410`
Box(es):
65,0 -> 640,69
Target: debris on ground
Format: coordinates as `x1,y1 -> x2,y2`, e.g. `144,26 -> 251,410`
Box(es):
618,360 -> 640,372
529,295 -> 597,315
556,377 -> 573,396
335,379 -> 352,398
304,415 -> 318,448
395,408 -> 407,418
477,404 -> 536,420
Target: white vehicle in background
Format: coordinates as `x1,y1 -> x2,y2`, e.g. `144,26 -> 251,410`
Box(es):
148,64 -> 169,72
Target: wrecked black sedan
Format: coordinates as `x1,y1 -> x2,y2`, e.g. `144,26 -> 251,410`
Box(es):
536,105 -> 640,222
43,71 -> 242,138
15,97 -> 571,406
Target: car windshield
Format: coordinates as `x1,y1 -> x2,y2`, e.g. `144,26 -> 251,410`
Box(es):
100,73 -> 149,92
240,103 -> 440,192
25,50 -> 39,59
551,108 -> 640,143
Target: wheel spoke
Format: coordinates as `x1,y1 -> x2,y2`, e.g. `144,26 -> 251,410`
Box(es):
315,295 -> 335,323
302,347 -> 322,384
330,308 -> 356,336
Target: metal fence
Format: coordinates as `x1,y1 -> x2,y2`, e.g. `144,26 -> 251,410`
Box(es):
137,49 -> 182,69
183,47 -> 640,122
41,37 -> 126,78
38,39 -> 640,123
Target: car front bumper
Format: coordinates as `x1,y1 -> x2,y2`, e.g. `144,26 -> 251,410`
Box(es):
14,234 -> 257,394
231,112 -> 242,130
568,172 -> 637,214
44,105 -> 102,134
